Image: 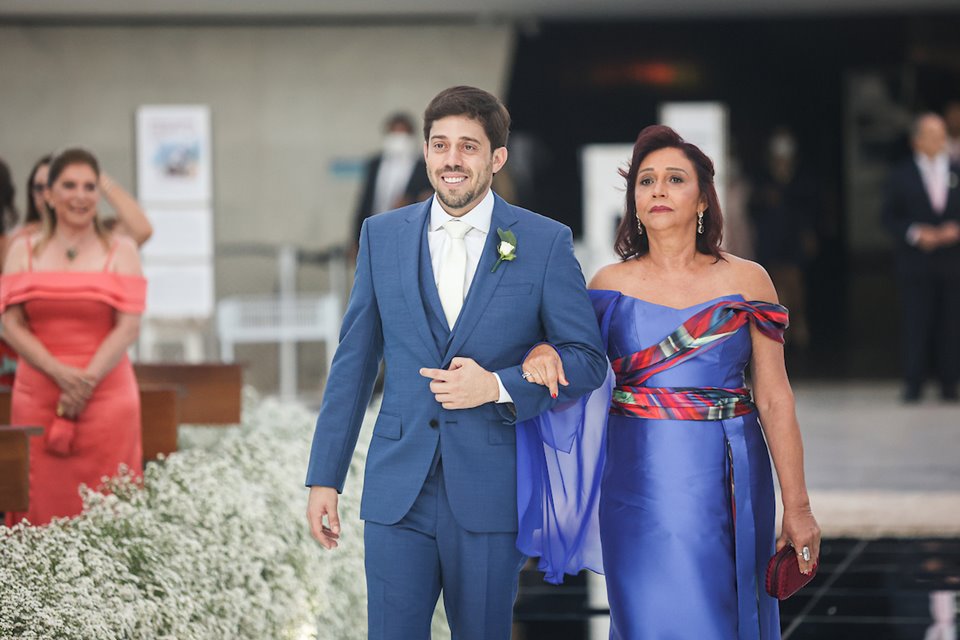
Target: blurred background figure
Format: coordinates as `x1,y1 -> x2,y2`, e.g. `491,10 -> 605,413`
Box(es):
721,145 -> 754,260
0,158 -> 17,269
749,127 -> 817,349
0,157 -> 19,385
12,154 -> 152,252
1,148 -> 146,526
881,113 -> 960,403
351,112 -> 430,254
945,101 -> 960,163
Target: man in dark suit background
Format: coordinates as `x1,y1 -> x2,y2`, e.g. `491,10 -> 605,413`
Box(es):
882,113 -> 960,402
352,113 -> 432,254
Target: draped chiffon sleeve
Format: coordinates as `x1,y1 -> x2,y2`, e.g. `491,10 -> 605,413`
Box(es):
515,289 -> 619,584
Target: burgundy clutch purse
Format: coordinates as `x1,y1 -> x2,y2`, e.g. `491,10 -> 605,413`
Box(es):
765,545 -> 817,600
45,417 -> 77,457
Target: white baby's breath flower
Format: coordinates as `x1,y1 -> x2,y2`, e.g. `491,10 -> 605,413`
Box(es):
0,389 -> 453,639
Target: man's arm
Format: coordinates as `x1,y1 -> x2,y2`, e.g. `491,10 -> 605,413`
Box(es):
495,226 -> 606,423
305,219 -> 384,490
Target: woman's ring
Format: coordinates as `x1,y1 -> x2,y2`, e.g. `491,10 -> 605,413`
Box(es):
801,546 -> 811,562
521,371 -> 533,380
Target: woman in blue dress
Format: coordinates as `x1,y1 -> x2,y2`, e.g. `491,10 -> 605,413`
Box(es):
515,125 -> 821,639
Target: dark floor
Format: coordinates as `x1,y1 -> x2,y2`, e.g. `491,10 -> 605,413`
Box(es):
514,538 -> 960,639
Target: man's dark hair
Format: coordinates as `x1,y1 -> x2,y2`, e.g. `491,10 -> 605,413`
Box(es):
423,86 -> 510,150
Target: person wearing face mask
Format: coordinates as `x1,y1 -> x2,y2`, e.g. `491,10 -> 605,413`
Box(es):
881,113 -> 960,402
351,113 -> 432,256
1,148 -> 146,526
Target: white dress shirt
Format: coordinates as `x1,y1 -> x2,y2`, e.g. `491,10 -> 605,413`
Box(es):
907,152 -> 951,245
916,152 -> 950,214
427,190 -> 513,404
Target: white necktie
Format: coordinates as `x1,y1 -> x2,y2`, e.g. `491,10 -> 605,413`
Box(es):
438,219 -> 471,329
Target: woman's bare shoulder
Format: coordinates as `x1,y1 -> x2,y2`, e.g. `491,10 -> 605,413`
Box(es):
588,260 -> 633,291
720,252 -> 778,303
110,235 -> 143,276
2,235 -> 32,274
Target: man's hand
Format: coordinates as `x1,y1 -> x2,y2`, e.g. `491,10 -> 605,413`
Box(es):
420,357 -> 499,409
939,221 -> 960,247
521,343 -> 567,399
307,486 -> 341,550
915,224 -> 943,252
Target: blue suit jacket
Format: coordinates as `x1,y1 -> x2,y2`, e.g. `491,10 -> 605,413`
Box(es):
305,193 -> 606,533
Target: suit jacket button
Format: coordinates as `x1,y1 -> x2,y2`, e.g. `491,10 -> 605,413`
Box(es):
429,419 -> 439,428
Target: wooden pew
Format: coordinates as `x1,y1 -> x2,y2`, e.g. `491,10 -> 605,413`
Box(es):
0,363 -> 239,510
0,425 -> 43,513
0,388 -> 10,424
139,385 -> 180,462
0,385 -> 180,465
133,363 -> 243,425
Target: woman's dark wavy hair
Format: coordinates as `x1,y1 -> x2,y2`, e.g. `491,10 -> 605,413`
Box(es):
25,154 -> 54,225
614,125 -> 724,261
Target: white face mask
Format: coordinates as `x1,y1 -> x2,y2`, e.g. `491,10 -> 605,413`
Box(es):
383,132 -> 415,155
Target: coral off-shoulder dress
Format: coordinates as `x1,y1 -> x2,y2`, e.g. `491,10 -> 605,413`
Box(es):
1,243 -> 146,526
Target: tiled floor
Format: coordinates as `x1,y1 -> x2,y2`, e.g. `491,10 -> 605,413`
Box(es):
514,537 -> 960,638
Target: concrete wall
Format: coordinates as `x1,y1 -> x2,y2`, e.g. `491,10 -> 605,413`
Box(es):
1,23 -> 515,394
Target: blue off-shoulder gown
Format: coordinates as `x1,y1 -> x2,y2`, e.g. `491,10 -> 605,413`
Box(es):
516,290 -> 781,640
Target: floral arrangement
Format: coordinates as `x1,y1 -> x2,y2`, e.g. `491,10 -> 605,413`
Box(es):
0,390 -> 449,640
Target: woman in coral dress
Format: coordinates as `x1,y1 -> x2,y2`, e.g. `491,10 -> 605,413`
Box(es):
1,148 -> 145,526
516,126 -> 821,638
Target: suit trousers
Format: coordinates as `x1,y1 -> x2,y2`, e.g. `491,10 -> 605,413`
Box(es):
364,462 -> 526,640
897,269 -> 960,394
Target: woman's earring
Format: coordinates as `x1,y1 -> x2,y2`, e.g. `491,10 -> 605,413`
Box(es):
697,210 -> 704,235
636,217 -> 644,235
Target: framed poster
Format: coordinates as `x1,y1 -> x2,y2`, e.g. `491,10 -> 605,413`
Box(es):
136,105 -> 212,204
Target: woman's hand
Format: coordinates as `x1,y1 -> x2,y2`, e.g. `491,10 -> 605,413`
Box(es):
777,504 -> 821,575
56,392 -> 87,420
53,364 -> 96,407
521,343 -> 567,399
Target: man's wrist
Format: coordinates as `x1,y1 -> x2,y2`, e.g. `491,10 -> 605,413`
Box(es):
490,371 -> 512,404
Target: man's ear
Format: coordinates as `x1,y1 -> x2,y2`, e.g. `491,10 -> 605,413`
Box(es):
423,141 -> 429,162
492,146 -> 508,174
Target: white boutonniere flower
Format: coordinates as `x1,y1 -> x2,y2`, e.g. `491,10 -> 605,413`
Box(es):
492,228 -> 517,272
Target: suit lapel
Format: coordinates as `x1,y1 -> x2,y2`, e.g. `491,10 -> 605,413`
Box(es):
908,162 -> 935,216
947,165 -> 960,216
398,200 -> 443,362
443,195 -> 519,364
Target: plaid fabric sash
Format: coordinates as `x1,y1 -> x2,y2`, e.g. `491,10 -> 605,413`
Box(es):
611,386 -> 756,420
610,300 -> 788,421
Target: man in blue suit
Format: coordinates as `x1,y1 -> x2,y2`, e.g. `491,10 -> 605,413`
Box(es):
306,86 -> 606,640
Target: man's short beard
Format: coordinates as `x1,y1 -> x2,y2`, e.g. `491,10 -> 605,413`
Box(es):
437,187 -> 481,211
